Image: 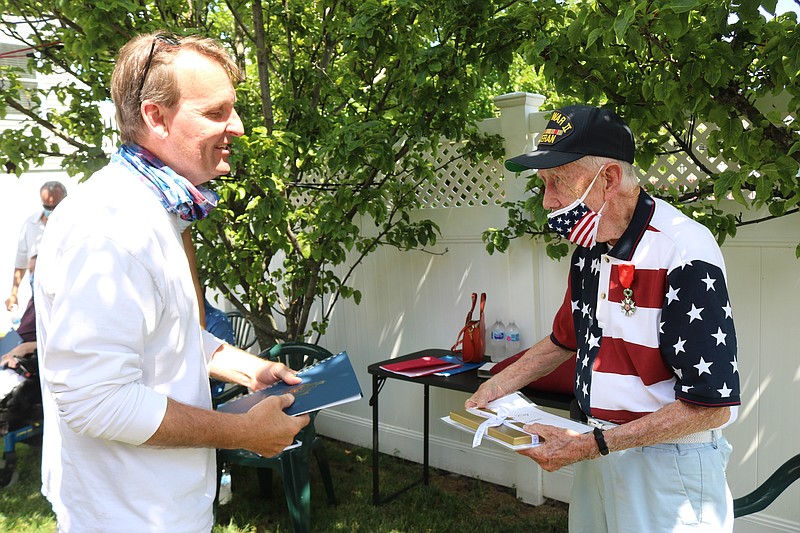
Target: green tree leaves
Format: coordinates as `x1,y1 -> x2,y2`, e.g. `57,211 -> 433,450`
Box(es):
484,0 -> 799,260
2,0 -> 799,338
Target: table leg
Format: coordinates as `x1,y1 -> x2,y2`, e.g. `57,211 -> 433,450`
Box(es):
423,384 -> 429,485
369,374 -> 426,504
372,374 -> 380,504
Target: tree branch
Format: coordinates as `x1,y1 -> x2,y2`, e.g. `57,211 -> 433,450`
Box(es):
3,96 -> 98,154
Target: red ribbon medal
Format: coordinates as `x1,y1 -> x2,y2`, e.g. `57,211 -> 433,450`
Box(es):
619,264 -> 636,316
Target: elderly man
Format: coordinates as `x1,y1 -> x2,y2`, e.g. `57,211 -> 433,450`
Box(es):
467,105 -> 740,532
5,181 -> 66,311
35,32 -> 309,532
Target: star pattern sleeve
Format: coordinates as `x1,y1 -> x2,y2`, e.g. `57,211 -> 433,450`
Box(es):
660,260 -> 740,407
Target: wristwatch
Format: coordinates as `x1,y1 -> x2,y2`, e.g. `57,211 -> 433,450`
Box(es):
593,427 -> 609,456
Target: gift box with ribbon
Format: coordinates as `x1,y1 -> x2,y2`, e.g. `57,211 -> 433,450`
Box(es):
448,408 -> 534,447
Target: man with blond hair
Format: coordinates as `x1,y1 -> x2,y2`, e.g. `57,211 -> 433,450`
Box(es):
36,32 -> 308,532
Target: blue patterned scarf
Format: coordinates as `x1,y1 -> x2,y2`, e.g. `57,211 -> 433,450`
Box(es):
111,144 -> 219,222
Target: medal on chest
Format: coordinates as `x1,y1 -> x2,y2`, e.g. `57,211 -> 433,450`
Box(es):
619,263 -> 636,317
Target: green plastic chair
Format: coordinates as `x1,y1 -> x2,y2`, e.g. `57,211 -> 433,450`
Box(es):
224,310 -> 257,351
215,342 -> 337,533
734,453 -> 800,518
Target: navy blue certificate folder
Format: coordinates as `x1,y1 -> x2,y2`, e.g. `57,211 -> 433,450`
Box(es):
217,350 -> 363,416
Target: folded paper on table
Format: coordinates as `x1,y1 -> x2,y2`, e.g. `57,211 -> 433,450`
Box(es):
432,355 -> 482,376
442,391 -> 592,451
217,350 -> 363,416
379,355 -> 462,377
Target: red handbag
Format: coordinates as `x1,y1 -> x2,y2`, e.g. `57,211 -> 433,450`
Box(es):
451,292 -> 486,363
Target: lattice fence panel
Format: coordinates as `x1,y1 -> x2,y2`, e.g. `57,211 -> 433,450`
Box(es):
290,109 -> 797,210
418,114 -> 797,206
644,121 -> 737,191
290,143 -> 507,209
416,141 -> 506,208
288,171 -> 324,208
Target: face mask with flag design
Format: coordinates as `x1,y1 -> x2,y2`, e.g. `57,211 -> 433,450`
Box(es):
546,165 -> 606,248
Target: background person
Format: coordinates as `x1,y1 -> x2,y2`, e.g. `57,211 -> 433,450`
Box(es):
0,254 -> 38,399
467,105 -> 741,532
35,32 -> 309,532
5,181 -> 66,311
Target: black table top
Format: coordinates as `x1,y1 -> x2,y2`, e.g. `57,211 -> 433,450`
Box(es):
368,348 -> 574,411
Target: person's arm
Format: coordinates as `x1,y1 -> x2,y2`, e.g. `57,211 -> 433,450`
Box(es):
208,342 -> 299,392
145,394 -> 310,458
466,336 -> 574,409
146,342 -> 310,457
518,401 -> 730,472
1,341 -> 37,368
5,267 -> 26,311
7,218 -> 34,312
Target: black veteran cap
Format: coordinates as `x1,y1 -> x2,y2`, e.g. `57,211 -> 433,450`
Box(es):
505,105 -> 635,172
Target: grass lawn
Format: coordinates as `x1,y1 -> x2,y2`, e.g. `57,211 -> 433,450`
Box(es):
1,438 -> 568,532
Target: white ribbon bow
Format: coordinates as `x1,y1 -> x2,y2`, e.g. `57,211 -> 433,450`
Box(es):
473,407 -> 509,447
471,407 -> 541,448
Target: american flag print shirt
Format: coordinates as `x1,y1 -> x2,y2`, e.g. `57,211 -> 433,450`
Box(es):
550,191 -> 741,424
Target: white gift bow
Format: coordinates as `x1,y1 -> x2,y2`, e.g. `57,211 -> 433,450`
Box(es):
471,407 -> 541,448
471,407 -> 512,447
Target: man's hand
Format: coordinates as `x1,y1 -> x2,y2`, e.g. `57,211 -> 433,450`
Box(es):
465,337 -> 574,411
241,394 -> 310,457
465,379 -> 507,409
145,392 -> 310,456
1,353 -> 19,369
1,343 -> 34,368
516,423 -> 597,472
250,361 -> 303,392
4,295 -> 17,312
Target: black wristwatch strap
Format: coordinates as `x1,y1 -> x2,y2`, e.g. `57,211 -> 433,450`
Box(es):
593,427 -> 609,456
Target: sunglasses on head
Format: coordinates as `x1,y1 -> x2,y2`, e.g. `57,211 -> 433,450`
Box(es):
136,33 -> 181,103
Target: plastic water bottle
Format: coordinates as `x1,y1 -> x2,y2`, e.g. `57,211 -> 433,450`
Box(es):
9,305 -> 21,331
219,464 -> 232,505
489,319 -> 506,362
505,321 -> 521,357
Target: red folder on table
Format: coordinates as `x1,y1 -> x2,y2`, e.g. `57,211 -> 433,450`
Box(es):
379,356 -> 462,377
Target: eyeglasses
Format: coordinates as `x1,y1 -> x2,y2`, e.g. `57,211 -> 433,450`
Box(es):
540,172 -> 581,198
540,164 -> 606,199
136,33 -> 181,103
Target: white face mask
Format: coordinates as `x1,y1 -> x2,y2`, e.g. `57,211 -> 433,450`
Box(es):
546,165 -> 607,248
